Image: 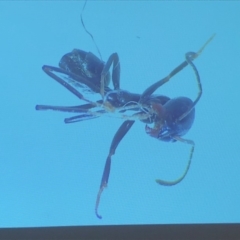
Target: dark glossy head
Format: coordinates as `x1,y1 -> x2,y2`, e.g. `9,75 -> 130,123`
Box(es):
146,97 -> 195,142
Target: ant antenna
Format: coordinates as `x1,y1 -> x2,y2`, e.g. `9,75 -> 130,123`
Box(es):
81,0 -> 103,60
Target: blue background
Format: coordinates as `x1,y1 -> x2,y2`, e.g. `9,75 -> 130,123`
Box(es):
0,1 -> 239,227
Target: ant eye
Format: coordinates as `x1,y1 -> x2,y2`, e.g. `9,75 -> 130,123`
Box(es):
158,125 -> 170,138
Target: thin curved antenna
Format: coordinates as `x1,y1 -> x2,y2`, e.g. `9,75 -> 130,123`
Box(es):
81,0 -> 102,60
155,35 -> 216,186
156,137 -> 194,186
178,34 -> 216,122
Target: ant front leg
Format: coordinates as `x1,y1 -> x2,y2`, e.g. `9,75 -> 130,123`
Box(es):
100,53 -> 120,98
140,60 -> 190,102
147,48 -> 207,187
155,51 -> 203,186
95,120 -> 134,219
140,34 -> 215,103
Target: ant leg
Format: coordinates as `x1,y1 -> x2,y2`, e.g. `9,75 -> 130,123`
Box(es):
141,61 -> 189,102
156,136 -> 194,186
100,53 -> 120,98
177,52 -> 202,122
177,34 -> 216,121
42,65 -> 100,104
95,120 -> 134,219
140,34 -> 216,102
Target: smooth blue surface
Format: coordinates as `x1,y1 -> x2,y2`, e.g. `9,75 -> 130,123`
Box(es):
0,1 -> 239,227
